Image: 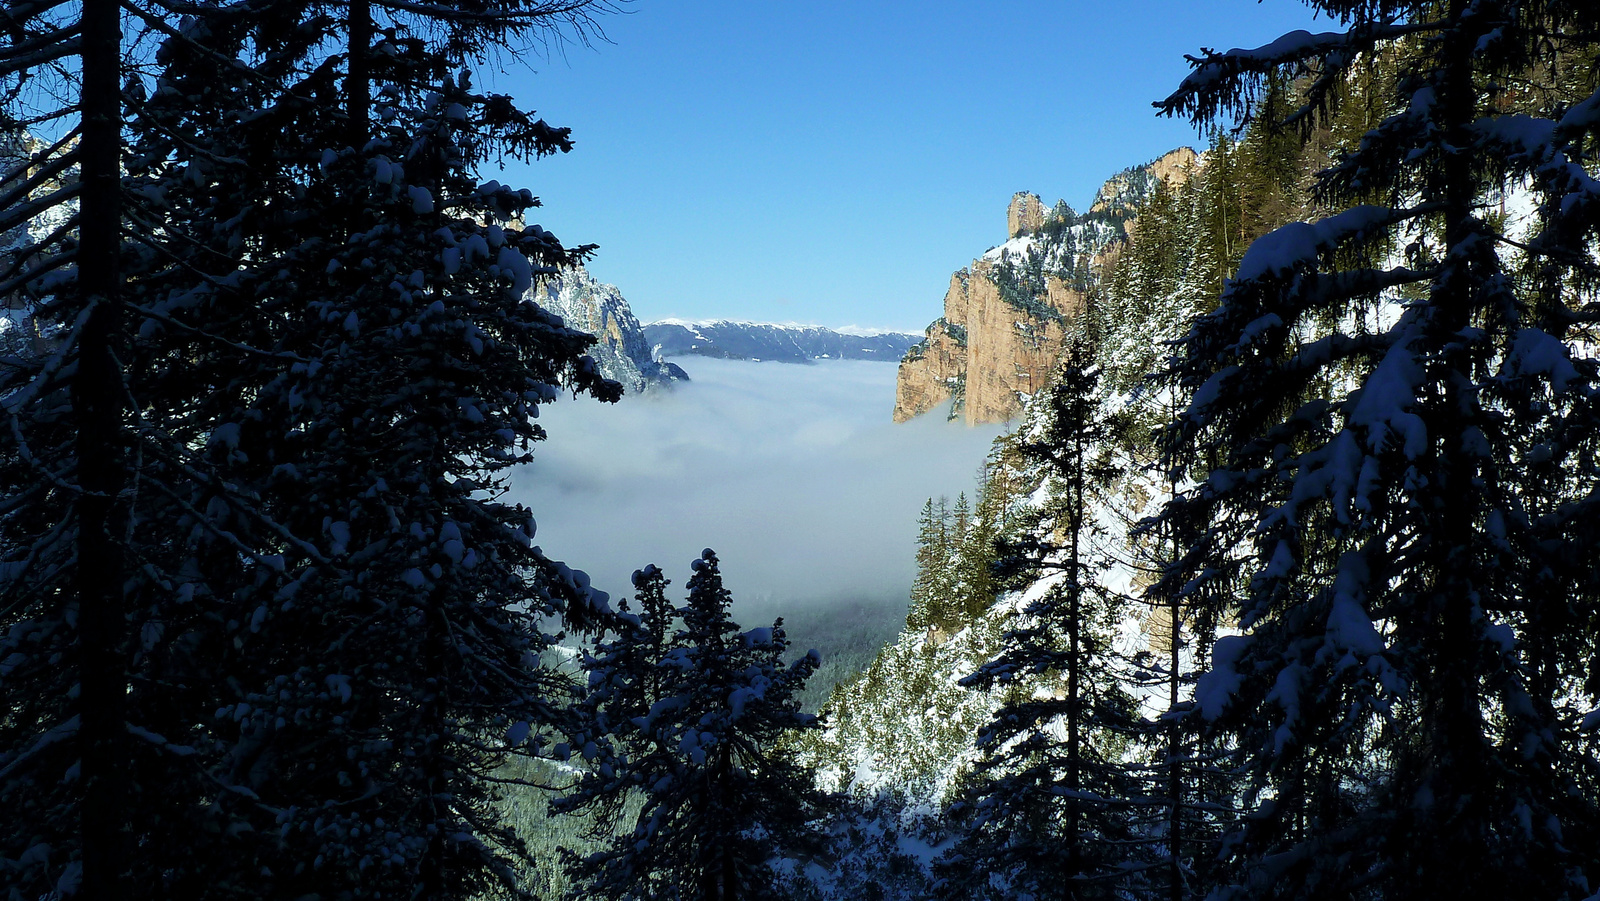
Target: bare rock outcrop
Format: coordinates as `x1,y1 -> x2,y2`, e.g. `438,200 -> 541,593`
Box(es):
1090,146 -> 1200,218
531,266 -> 688,394
894,150 -> 1195,425
1146,146 -> 1200,189
893,260 -> 1086,424
1007,192 -> 1046,238
892,279 -> 970,422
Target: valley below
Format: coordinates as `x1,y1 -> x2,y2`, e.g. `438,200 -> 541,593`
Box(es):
509,355 -> 1004,700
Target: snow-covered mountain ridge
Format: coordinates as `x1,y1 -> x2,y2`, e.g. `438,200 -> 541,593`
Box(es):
643,319 -> 920,364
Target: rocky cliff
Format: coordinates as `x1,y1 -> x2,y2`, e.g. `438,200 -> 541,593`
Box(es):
530,266 -> 688,394
1089,146 -> 1198,219
893,148 -> 1197,424
1006,192 -> 1046,238
644,320 -> 920,364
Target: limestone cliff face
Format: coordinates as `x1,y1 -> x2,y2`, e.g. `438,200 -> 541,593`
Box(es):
1090,146 -> 1199,218
894,150 -> 1195,425
892,287 -> 969,423
893,260 -> 1088,424
1006,192 -> 1046,238
530,266 -> 688,395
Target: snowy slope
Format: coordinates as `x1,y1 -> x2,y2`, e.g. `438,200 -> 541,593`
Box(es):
796,384 -> 1178,813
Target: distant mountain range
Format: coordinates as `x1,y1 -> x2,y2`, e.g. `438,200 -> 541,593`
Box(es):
644,320 -> 920,364
529,269 -> 917,393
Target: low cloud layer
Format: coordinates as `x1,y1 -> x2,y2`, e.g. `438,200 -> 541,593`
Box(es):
509,358 -> 1004,613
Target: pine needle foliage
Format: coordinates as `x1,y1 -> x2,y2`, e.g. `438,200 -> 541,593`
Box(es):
560,551 -> 829,901
1154,3 -> 1600,898
1,0 -> 621,895
946,348 -> 1153,901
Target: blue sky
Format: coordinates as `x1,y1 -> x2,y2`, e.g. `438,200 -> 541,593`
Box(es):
490,1 -> 1325,331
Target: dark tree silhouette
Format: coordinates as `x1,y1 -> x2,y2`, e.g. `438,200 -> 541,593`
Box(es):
562,551 -> 829,901
1154,3 -> 1600,898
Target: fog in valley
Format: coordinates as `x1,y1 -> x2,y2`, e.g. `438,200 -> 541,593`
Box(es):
511,357 -> 1004,695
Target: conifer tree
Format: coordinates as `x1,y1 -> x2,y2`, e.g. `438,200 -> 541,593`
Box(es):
0,1 -> 219,893
910,495 -> 970,631
947,349 -> 1149,901
177,32 -> 618,901
948,490 -> 1002,623
562,551 -> 828,901
1233,72 -> 1312,244
1,0 -> 620,895
908,497 -> 948,632
1156,4 -> 1600,898
1123,179 -> 1183,322
950,491 -> 970,546
1196,131 -> 1244,283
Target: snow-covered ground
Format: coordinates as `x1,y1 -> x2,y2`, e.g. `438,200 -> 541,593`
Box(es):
509,357 -> 1005,610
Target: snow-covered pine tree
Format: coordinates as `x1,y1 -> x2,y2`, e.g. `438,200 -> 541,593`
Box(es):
0,0 -> 213,893
1156,3 -> 1600,898
1,2 -> 392,891
922,494 -> 969,630
944,346 -> 1151,901
561,551 -> 828,901
907,497 -> 948,632
956,484 -> 1003,623
202,55 -> 620,901
3,0 -> 621,895
111,8 -> 333,894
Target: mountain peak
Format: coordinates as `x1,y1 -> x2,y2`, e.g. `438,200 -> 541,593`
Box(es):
1007,192 -> 1046,238
530,266 -> 689,393
1089,146 -> 1200,217
895,152 -> 1198,425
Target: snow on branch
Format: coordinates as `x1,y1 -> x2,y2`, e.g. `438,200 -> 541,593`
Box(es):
1554,84 -> 1600,142
1473,113 -> 1600,244
1157,19 -> 1433,127
1346,325 -> 1428,460
1233,205 -> 1400,283
0,222 -> 79,296
0,715 -> 76,782
1501,327 -> 1582,394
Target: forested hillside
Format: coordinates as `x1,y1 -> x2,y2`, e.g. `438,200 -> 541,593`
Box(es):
800,14 -> 1600,899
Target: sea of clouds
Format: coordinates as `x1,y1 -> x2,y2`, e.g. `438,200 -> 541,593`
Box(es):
509,357 -> 1005,616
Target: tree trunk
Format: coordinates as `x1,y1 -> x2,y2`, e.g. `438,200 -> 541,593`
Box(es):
76,0 -> 128,894
1065,428 -> 1084,884
703,742 -> 735,901
1426,3 -> 1492,893
1167,605 -> 1182,901
1166,411 -> 1183,901
419,596 -> 449,900
348,0 -> 371,147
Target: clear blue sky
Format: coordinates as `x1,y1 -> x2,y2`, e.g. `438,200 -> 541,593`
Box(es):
489,1 -> 1325,331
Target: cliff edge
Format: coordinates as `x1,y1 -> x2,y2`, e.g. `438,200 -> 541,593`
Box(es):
530,266 -> 688,394
893,148 -> 1197,424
